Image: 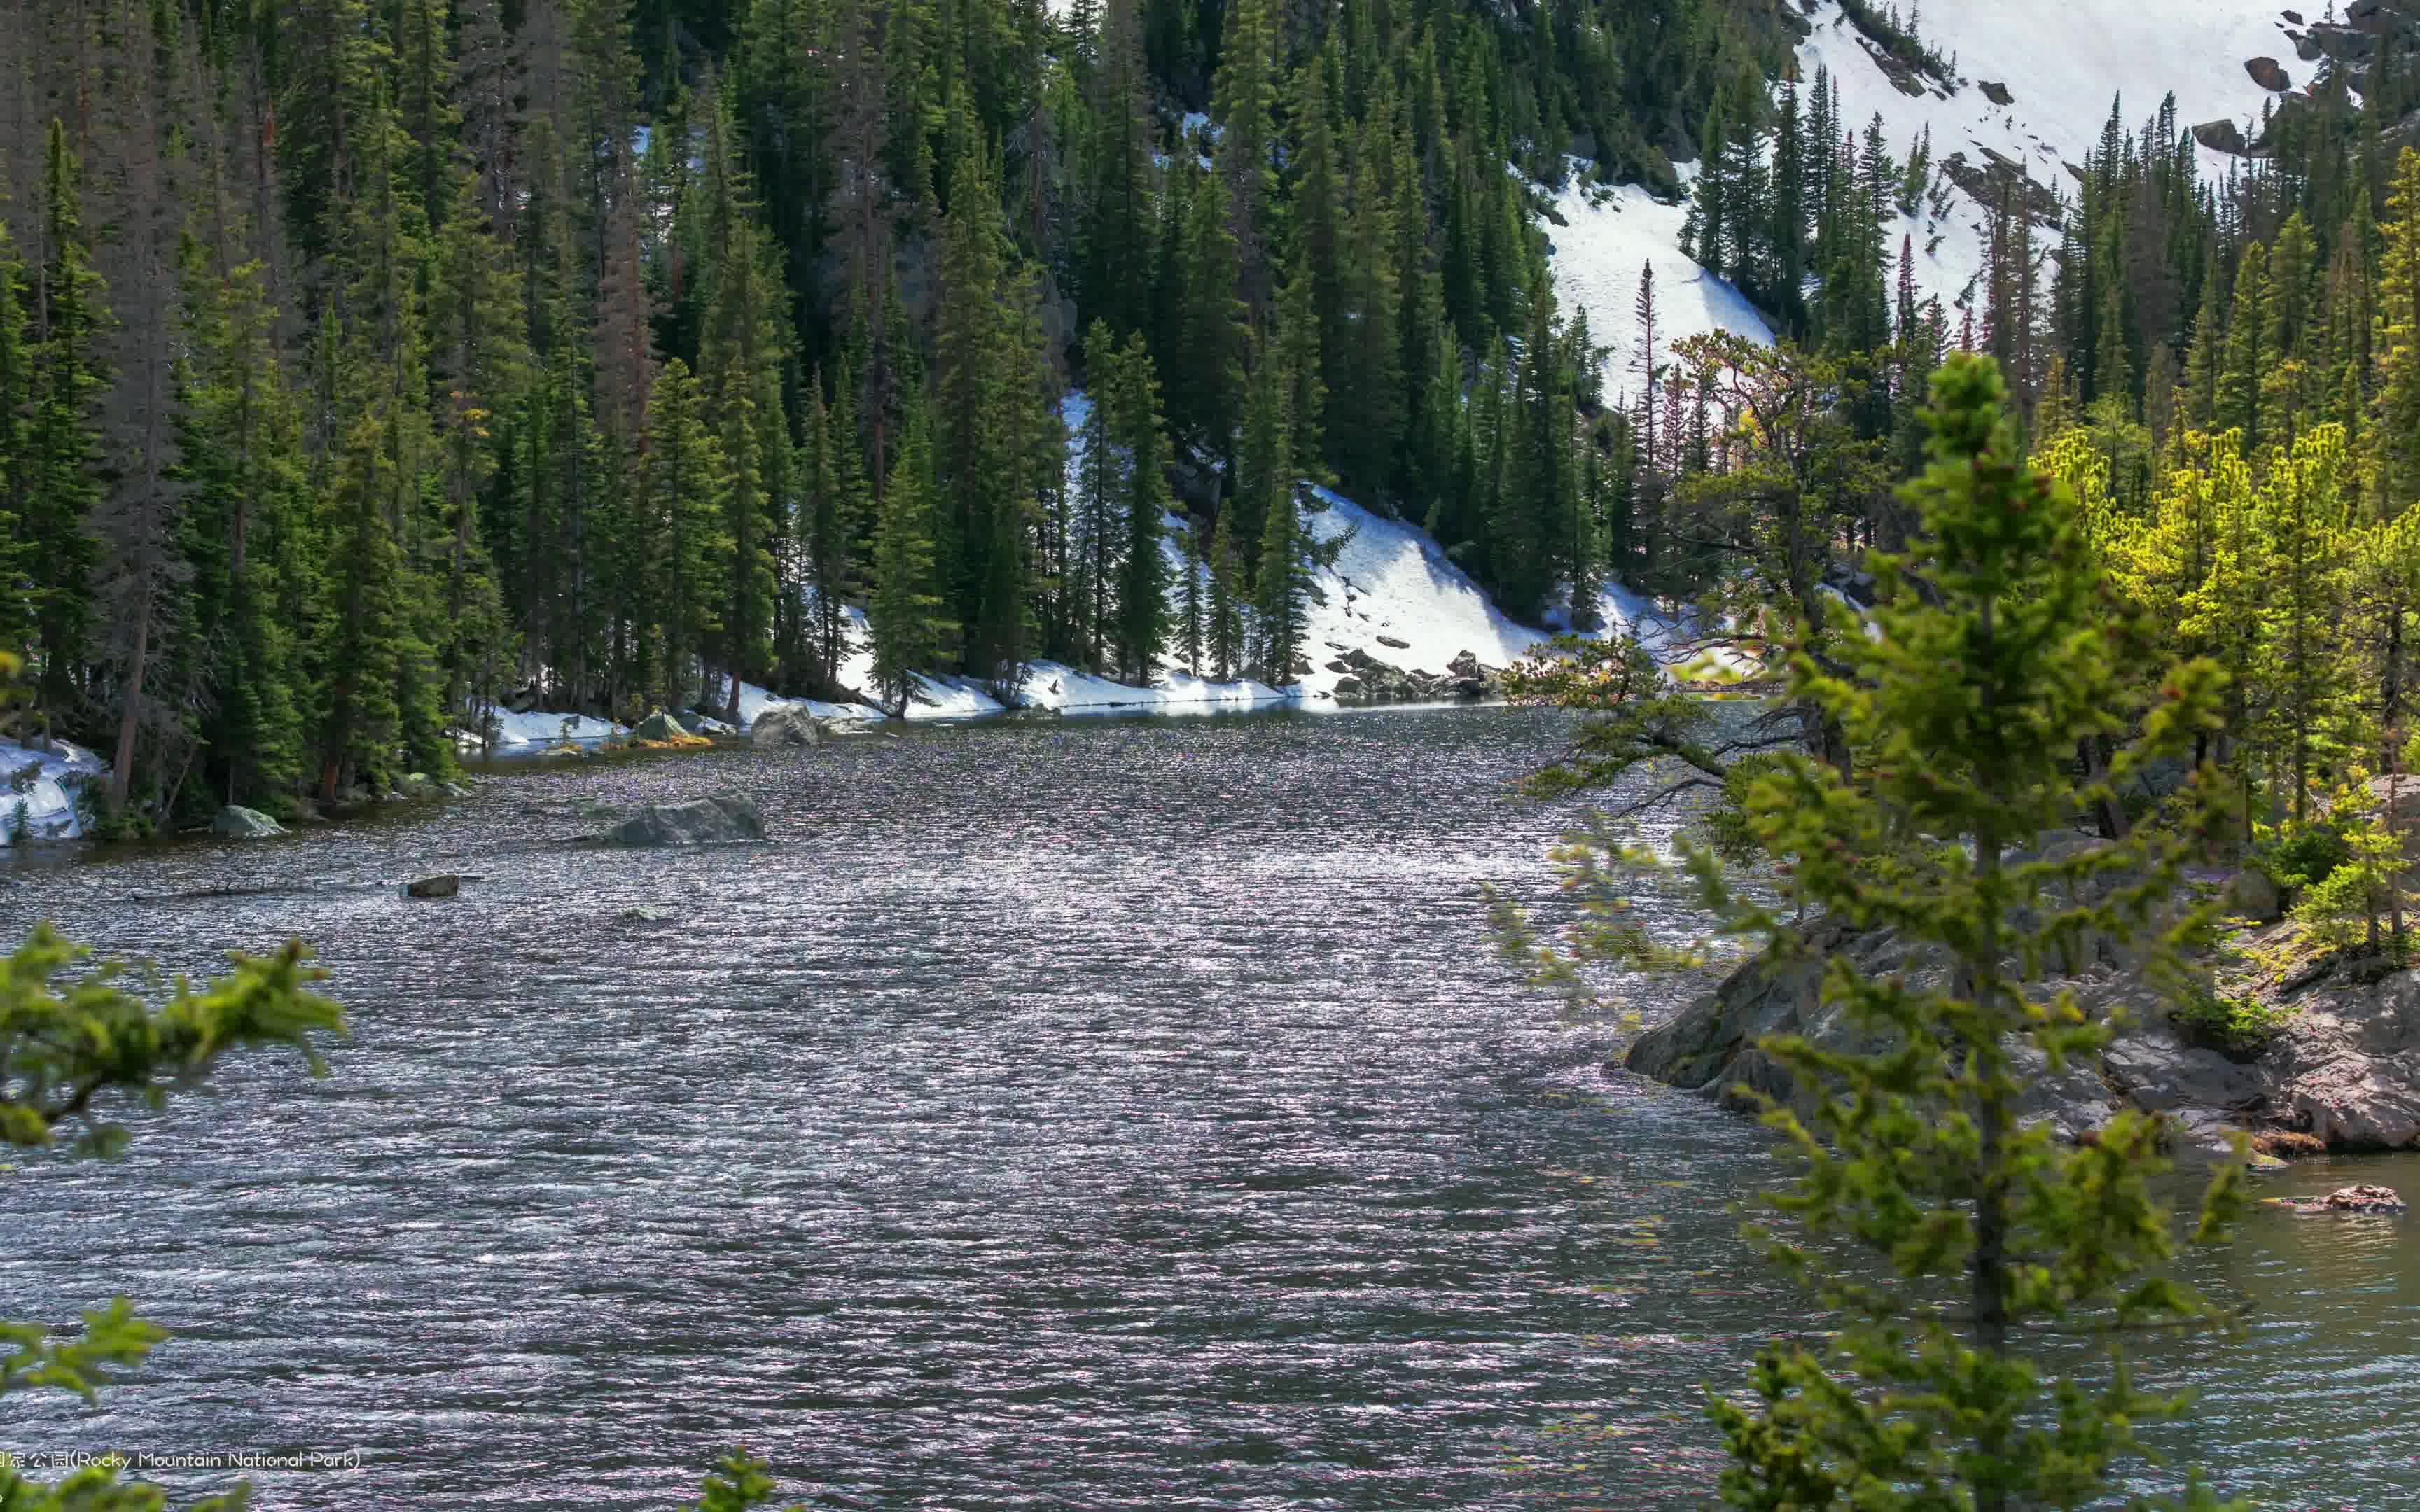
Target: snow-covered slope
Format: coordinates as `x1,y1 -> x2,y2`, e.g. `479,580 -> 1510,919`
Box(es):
1548,1 -> 2295,365
0,737 -> 106,846
1293,486 -> 1557,701
1798,0 -> 2290,316
1545,172 -> 1775,399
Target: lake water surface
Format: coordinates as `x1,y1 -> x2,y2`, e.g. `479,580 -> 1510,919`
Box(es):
4,707 -> 2416,1508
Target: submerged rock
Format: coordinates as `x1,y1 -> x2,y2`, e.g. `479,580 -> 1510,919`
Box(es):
2273,1184 -> 2407,1214
404,874 -> 461,899
751,704 -> 824,748
211,805 -> 284,839
587,792 -> 767,846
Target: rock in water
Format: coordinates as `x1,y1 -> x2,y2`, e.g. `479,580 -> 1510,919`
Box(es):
405,875 -> 461,899
211,805 -> 284,838
2276,1184 -> 2407,1214
595,793 -> 767,846
751,705 -> 824,748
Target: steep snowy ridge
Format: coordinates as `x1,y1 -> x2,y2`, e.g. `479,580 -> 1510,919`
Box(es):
1547,0 -> 2295,363
1800,0 -> 2291,314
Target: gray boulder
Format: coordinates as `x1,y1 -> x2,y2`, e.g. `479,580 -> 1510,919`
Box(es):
211,805 -> 284,839
751,704 -> 824,748
405,875 -> 461,899
2225,868 -> 2283,923
396,771 -> 440,798
592,793 -> 767,846
1625,919 -> 2134,1143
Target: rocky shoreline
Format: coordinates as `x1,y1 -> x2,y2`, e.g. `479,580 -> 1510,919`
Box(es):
1620,906 -> 2420,1161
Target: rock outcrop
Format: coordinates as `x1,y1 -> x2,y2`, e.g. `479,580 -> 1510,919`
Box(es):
751,705 -> 825,748
2245,55 -> 2293,92
404,874 -> 461,899
1321,645 -> 1499,706
211,805 -> 284,838
1623,911 -> 2420,1156
2273,1183 -> 2407,1214
585,793 -> 767,846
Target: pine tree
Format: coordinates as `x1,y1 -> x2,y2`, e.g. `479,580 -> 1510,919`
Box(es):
23,121 -> 110,710
1208,507 -> 1242,682
868,403 -> 957,714
1176,517 -> 1205,676
2217,240 -> 2268,449
2374,148 -> 2420,514
1254,475 -> 1307,687
1110,332 -> 1173,685
2252,424 -> 2358,828
1604,357 -> 2244,1512
0,221 -> 34,663
1210,0 -> 1281,313
640,360 -> 735,713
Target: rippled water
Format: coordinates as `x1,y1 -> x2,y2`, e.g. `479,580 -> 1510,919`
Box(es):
4,707 -> 2416,1510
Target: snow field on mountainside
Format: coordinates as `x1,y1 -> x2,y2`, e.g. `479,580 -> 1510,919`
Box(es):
1795,0 -> 2292,317
1543,170 -> 1775,403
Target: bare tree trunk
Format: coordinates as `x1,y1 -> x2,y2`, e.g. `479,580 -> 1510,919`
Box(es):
107,600 -> 148,813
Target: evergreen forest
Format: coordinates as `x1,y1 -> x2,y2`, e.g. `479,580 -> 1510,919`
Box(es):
1,0 -> 2417,853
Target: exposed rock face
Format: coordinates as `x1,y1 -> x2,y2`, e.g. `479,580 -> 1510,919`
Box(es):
405,875 -> 461,899
1622,919 -> 2115,1142
211,806 -> 284,838
1622,912 -> 2420,1155
590,793 -> 767,846
1978,80 -> 2013,106
1938,148 -> 2064,230
751,705 -> 825,748
2246,55 -> 2293,91
1322,644 -> 1498,706
2192,119 -> 2251,155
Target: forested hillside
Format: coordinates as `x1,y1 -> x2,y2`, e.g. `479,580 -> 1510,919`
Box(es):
5,0 -> 2420,848
0,0 -> 1802,823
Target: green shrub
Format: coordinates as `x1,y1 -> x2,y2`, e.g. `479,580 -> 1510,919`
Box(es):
2258,822 -> 2351,893
2171,988 -> 2295,1056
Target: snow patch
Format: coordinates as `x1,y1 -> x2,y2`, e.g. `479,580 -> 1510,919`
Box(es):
1017,662 -> 1287,715
468,710 -> 627,755
1545,174 -> 1775,392
0,738 -> 106,846
1795,0 -> 2291,318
